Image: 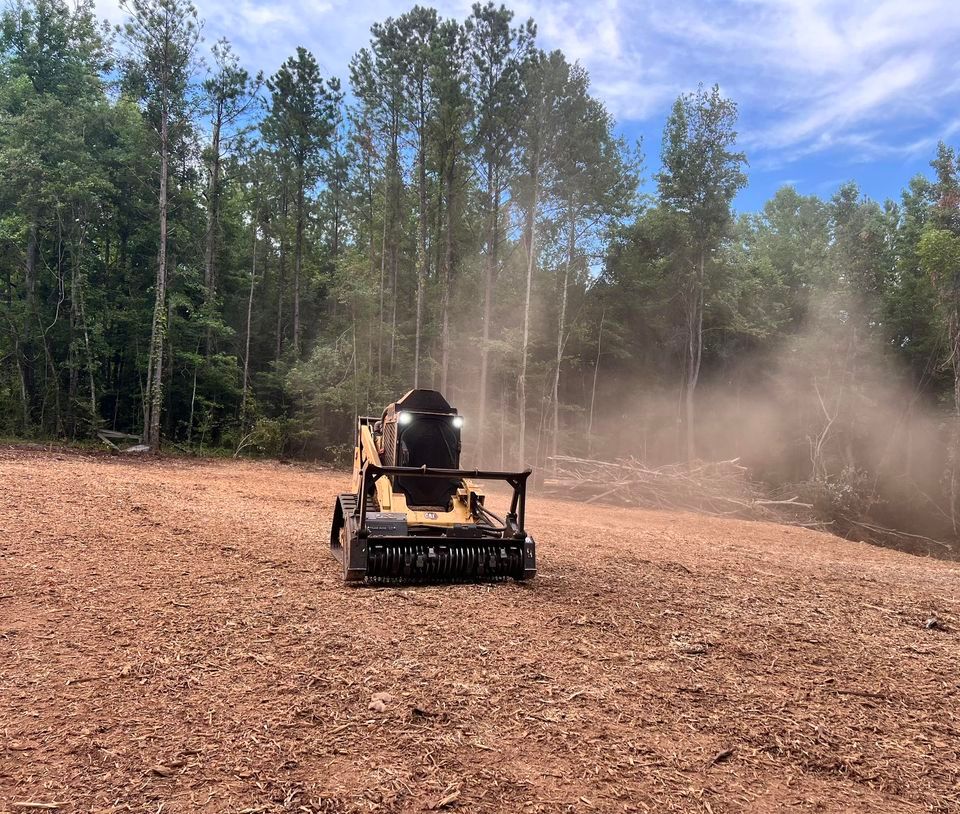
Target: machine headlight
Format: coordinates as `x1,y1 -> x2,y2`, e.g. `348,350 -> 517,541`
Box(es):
451,416 -> 464,429
398,411 -> 413,426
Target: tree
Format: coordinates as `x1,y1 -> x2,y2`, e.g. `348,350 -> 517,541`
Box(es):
321,77 -> 348,261
429,17 -> 469,394
751,186 -> 831,326
350,21 -> 405,379
9,0 -> 960,553
263,47 -> 334,357
513,50 -> 568,466
201,38 -> 258,351
547,65 -> 635,465
239,149 -> 272,417
657,83 -> 746,462
119,0 -> 200,448
465,0 -> 533,463
919,142 -> 960,529
885,176 -> 941,388
0,0 -> 110,435
396,6 -> 439,388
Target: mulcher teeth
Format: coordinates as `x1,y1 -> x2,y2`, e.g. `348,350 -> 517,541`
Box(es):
365,542 -> 524,582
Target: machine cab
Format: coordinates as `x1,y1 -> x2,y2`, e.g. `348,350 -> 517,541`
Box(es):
375,389 -> 463,510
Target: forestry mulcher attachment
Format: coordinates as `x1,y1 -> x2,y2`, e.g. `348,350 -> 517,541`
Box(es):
330,389 -> 536,583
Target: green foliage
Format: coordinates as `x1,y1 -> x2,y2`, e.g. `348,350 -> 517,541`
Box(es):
919,228 -> 960,295
658,84 -> 747,246
119,0 -> 200,133
263,47 -> 334,178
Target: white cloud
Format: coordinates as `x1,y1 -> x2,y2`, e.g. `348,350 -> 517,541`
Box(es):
95,0 -> 960,165
529,0 -> 960,163
750,52 -> 936,150
639,0 -> 960,161
512,0 -> 960,163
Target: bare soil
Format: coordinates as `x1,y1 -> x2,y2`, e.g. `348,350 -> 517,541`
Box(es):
1,448 -> 958,813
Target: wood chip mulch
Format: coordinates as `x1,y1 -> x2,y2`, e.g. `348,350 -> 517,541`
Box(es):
1,448 -> 958,813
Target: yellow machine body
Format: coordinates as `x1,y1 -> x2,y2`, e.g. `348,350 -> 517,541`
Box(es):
351,420 -> 482,528
329,389 -> 536,583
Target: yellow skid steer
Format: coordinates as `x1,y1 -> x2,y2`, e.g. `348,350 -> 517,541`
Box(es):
330,389 -> 536,583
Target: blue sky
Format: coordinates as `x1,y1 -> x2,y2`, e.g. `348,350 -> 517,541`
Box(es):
99,0 -> 960,212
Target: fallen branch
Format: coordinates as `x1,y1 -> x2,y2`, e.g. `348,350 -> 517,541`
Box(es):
843,517 -> 952,551
544,455 -> 814,524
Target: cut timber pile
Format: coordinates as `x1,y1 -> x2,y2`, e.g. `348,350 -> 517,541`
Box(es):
544,454 -> 815,523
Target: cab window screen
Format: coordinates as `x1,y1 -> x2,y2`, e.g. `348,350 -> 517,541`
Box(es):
396,416 -> 460,508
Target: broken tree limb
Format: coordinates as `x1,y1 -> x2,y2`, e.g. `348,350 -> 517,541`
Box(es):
544,455 -> 818,525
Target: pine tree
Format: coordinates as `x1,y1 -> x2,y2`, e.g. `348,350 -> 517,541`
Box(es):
658,84 -> 746,462
119,0 -> 200,448
263,47 -> 334,358
465,0 -> 533,463
201,38 -> 258,351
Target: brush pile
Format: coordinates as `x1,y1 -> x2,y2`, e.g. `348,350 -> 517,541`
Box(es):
544,455 -> 816,523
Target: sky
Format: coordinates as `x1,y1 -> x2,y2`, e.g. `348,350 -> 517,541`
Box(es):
97,0 -> 960,212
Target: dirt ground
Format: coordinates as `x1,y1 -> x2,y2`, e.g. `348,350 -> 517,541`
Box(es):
1,448 -> 959,814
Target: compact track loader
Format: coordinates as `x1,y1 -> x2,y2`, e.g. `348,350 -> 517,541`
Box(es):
330,389 -> 536,583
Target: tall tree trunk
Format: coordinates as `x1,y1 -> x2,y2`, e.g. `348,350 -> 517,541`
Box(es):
388,115 -> 400,376
364,148 -> 375,405
358,142 -> 376,389
332,182 -> 341,259
69,248 -> 80,437
164,260 -> 176,441
79,288 -> 96,425
39,306 -> 64,437
241,223 -> 258,417
275,260 -> 284,362
43,223 -> 66,436
587,309 -> 604,456
187,356 -> 198,444
293,168 -> 305,357
414,112 -> 427,389
390,244 -> 398,374
477,162 -> 497,465
440,155 -> 455,395
4,303 -> 31,428
552,211 -> 573,467
684,249 -> 706,463
433,164 -> 444,295
113,355 -> 123,431
275,190 -> 288,362
68,223 -> 97,434
25,221 -> 38,303
366,325 -> 373,412
519,161 -> 539,468
203,117 -> 222,355
13,332 -> 29,429
949,309 -> 960,534
378,171 -> 388,386
144,102 -> 169,449
20,221 -> 39,426
70,227 -> 99,433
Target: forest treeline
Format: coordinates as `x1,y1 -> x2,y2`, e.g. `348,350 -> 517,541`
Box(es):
3,0 -> 960,551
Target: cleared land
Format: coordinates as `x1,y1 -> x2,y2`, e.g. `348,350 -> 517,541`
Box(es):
1,448 -> 958,814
